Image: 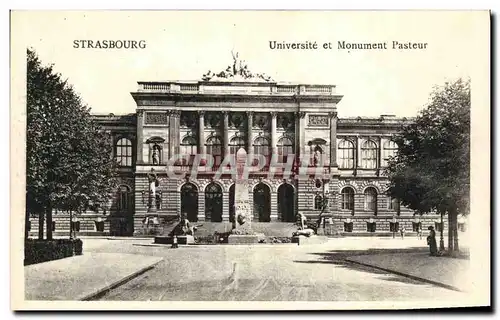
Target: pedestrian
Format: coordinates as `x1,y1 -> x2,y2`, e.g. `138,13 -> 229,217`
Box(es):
417,225 -> 423,240
427,226 -> 438,256
400,226 -> 406,239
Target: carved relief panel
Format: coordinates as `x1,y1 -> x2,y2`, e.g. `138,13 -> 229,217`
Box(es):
145,112 -> 169,125
308,114 -> 330,127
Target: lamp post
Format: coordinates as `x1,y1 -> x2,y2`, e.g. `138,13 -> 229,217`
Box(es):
392,216 -> 396,239
439,212 -> 445,251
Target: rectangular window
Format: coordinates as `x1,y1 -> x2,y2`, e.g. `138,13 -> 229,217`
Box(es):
412,222 -> 422,232
95,221 -> 105,232
367,222 -> 376,232
344,222 -> 353,232
389,222 -> 399,232
71,221 -> 81,232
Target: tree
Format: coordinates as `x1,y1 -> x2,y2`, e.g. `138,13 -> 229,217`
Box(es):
26,48 -> 117,240
386,78 -> 470,252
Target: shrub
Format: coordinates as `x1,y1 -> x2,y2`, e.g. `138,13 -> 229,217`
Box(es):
24,239 -> 83,265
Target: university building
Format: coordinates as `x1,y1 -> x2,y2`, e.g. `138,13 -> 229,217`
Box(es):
29,62 -> 463,237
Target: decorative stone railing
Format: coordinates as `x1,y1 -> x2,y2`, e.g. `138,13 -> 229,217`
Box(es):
137,81 -> 336,96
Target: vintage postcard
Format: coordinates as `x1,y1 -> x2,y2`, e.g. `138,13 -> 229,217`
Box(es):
10,10 -> 490,310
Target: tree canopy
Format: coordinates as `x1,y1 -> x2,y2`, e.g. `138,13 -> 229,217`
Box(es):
26,48 -> 117,239
385,79 -> 470,251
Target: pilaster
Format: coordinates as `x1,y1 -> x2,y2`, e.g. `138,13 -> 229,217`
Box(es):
223,111 -> 230,157
271,112 -> 277,154
329,111 -> 338,168
198,111 -> 206,154
247,111 -> 253,157
136,111 -> 144,164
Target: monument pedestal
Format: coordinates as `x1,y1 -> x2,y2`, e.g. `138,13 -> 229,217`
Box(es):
228,234 -> 260,244
154,235 -> 195,245
292,235 -> 328,246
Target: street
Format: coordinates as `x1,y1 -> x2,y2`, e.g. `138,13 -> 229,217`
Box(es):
84,237 -> 470,302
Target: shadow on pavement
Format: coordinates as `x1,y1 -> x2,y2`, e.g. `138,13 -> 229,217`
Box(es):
293,247 -> 430,287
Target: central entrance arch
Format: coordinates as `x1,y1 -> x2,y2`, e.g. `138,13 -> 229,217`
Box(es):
278,183 -> 295,222
205,182 -> 223,222
181,183 -> 199,222
253,183 -> 271,222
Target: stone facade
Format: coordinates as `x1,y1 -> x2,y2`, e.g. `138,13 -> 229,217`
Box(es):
29,79 -> 456,237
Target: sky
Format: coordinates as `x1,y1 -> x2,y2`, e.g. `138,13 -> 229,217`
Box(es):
12,11 -> 486,117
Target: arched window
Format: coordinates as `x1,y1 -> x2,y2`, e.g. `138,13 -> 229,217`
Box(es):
253,136 -> 270,165
116,138 -> 133,167
338,140 -> 355,169
277,136 -> 294,163
382,140 -> 398,167
364,187 -> 378,213
229,136 -> 246,155
180,136 -> 197,165
181,183 -> 199,222
341,187 -> 355,211
206,135 -> 223,166
361,140 -> 378,169
205,183 -> 223,222
314,195 -> 323,210
117,185 -> 132,211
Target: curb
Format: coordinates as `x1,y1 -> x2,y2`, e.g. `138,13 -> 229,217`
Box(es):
344,258 -> 462,292
79,258 -> 163,301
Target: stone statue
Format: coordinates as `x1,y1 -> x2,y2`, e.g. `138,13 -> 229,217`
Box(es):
313,150 -> 321,167
152,146 -> 160,165
297,212 -> 307,230
232,50 -> 239,76
147,168 -> 159,210
169,212 -> 201,237
293,212 -> 315,237
155,191 -> 162,210
201,52 -> 274,82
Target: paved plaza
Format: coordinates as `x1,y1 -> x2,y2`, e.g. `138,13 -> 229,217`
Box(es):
38,236 -> 470,303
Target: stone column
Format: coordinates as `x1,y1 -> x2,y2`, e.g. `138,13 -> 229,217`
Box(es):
247,111 -> 253,157
329,111 -> 338,168
136,110 -> 144,164
198,111 -> 206,154
377,136 -> 383,175
109,130 -> 114,160
173,110 -> 181,156
168,111 -> 176,161
223,111 -> 230,157
297,112 -> 306,164
379,136 -> 384,168
271,112 -> 277,154
356,136 -> 362,168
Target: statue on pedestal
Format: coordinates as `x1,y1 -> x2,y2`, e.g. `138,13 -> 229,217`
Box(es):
147,168 -> 159,212
152,146 -> 160,165
231,148 -> 255,235
293,212 -> 316,237
169,212 -> 202,237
